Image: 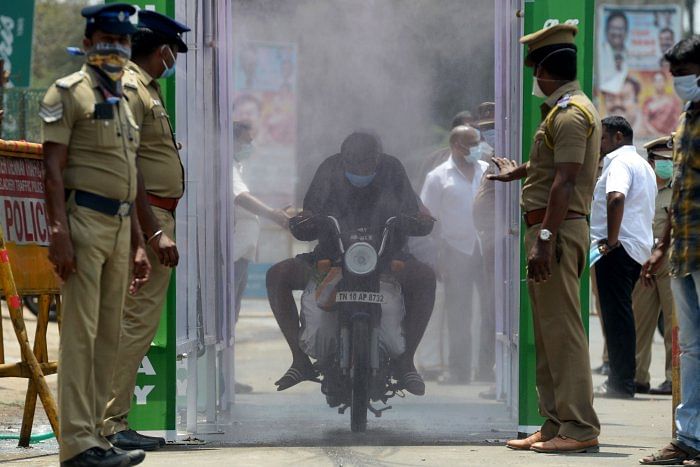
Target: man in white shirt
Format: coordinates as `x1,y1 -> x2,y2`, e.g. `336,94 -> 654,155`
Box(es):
590,115 -> 656,398
232,121 -> 290,392
421,125 -> 489,383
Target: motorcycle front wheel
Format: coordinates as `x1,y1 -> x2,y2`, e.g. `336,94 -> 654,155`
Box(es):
351,318 -> 370,433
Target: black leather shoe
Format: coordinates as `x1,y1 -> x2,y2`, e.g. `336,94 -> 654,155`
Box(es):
650,380 -> 672,395
594,381 -> 634,399
112,446 -> 146,465
635,382 -> 651,394
60,447 -> 131,467
135,431 -> 166,448
107,429 -> 160,451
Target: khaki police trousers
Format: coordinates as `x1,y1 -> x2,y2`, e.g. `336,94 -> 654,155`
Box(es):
58,201 -> 131,462
525,218 -> 600,441
103,207 -> 175,435
633,256 -> 674,385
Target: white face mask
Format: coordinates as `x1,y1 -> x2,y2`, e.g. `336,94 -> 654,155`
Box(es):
532,78 -> 547,98
673,74 -> 700,102
461,145 -> 481,164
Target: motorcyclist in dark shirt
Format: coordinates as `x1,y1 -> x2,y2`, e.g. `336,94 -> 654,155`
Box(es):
266,132 -> 436,396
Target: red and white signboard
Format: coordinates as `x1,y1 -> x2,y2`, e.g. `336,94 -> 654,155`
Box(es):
0,156 -> 49,246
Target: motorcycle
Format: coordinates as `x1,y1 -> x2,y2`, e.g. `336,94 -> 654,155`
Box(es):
295,213 -> 432,432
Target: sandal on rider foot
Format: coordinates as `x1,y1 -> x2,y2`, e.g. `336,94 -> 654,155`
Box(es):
398,370 -> 426,396
275,366 -> 319,391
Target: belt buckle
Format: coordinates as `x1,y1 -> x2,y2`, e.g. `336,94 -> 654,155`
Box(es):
117,202 -> 131,217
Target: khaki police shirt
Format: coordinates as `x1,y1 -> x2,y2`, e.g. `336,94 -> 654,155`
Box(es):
653,185 -> 671,239
123,62 -> 184,199
40,64 -> 139,202
521,81 -> 601,215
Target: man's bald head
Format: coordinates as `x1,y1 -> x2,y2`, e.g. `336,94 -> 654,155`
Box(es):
449,125 -> 480,151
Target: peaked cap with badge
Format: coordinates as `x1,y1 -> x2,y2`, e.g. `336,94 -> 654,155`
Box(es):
137,10 -> 191,52
82,3 -> 137,36
644,135 -> 674,159
520,23 -> 578,67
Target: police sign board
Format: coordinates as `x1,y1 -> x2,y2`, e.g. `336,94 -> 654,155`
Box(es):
0,140 -> 59,294
0,156 -> 49,246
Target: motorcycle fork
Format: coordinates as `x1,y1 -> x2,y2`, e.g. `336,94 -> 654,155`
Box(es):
338,274 -> 381,376
370,326 -> 380,373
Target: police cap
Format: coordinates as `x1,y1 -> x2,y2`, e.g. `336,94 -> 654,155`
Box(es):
644,135 -> 673,159
82,3 -> 137,36
477,102 -> 495,128
138,10 -> 190,53
520,23 -> 578,67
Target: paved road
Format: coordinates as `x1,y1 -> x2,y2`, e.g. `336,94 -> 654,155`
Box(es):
2,298 -> 674,466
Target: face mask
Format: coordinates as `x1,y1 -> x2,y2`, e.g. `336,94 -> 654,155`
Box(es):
345,171 -> 376,188
86,42 -> 131,81
235,143 -> 254,162
654,159 -> 673,180
160,46 -> 177,79
483,129 -> 496,148
532,78 -> 547,98
673,74 -> 700,102
461,145 -> 481,164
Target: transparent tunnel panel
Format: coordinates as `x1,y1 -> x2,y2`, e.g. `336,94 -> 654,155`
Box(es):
175,0 -> 522,443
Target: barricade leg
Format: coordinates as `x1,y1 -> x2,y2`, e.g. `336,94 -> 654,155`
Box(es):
19,294 -> 52,447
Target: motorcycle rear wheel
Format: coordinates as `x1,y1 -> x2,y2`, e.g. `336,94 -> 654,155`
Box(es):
350,318 -> 370,433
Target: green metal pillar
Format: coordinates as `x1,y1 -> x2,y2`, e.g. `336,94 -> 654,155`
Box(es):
107,0 -> 177,437
518,0 -> 595,436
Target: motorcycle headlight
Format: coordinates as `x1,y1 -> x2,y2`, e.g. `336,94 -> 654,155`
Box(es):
344,242 -> 378,275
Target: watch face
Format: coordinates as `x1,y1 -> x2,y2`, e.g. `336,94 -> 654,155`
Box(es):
539,229 -> 551,240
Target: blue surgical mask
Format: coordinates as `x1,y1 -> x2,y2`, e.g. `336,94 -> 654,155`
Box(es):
460,144 -> 481,164
654,159 -> 673,180
673,74 -> 700,102
235,143 -> 254,162
345,171 -> 376,188
160,46 -> 177,79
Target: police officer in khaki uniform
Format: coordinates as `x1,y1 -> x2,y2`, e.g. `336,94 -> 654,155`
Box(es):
633,136 -> 676,395
41,4 -> 150,466
101,11 -> 190,452
489,23 -> 601,453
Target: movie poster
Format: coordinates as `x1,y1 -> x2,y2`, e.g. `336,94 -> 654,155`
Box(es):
596,5 -> 682,142
233,41 -> 297,207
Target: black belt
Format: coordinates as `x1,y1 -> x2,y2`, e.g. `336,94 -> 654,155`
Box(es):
68,190 -> 133,217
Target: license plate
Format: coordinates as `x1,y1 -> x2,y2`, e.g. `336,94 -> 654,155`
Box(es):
335,291 -> 385,304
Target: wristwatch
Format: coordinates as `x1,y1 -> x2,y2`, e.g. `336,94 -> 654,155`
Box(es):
538,229 -> 553,241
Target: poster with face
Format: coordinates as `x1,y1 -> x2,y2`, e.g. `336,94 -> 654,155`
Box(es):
234,41 -> 298,207
596,5 -> 682,143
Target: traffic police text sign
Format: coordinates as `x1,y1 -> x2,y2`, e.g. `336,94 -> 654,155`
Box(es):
0,156 -> 48,245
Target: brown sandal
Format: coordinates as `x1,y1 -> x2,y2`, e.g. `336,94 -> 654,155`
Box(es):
640,441 -> 699,465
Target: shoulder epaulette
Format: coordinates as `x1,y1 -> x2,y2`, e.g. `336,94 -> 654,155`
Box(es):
55,71 -> 85,90
123,80 -> 138,90
122,68 -> 139,90
542,94 -> 595,149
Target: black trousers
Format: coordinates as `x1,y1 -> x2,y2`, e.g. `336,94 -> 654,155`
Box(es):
595,246 -> 642,396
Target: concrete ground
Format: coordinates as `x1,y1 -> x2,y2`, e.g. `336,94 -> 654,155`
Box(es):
1,297 -> 675,466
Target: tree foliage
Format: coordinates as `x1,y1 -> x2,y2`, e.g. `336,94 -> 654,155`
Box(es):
31,0 -> 88,88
